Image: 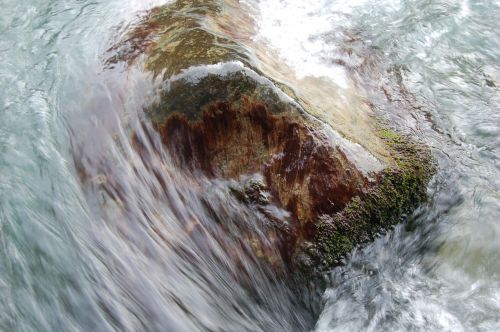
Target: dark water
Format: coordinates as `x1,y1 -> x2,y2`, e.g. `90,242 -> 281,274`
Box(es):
0,0 -> 499,331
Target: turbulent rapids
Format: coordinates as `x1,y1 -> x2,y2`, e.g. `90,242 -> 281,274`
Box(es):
1,0 -> 499,331
99,0 -> 433,277
66,0 -> 436,328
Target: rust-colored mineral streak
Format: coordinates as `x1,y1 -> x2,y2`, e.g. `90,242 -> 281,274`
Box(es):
158,96 -> 368,263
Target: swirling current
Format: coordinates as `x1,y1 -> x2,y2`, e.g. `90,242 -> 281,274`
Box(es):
0,0 -> 499,331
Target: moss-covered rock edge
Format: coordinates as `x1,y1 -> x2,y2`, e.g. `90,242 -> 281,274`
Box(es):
294,121 -> 436,277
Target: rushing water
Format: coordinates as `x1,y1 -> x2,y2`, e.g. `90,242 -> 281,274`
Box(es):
1,0 -> 499,331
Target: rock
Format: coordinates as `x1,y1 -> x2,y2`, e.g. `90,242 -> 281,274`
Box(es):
108,0 -> 434,276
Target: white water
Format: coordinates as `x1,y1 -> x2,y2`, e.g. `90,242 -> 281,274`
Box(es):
0,0 -> 499,331
257,0 -> 500,330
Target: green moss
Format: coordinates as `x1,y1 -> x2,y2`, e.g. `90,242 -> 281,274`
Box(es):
316,230 -> 353,266
297,122 -> 435,275
377,128 -> 402,141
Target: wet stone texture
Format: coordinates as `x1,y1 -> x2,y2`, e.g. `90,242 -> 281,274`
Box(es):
109,0 -> 435,277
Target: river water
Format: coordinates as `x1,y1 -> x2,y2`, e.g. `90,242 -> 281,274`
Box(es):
0,0 -> 499,331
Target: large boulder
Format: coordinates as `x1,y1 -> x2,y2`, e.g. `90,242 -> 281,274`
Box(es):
108,0 -> 434,276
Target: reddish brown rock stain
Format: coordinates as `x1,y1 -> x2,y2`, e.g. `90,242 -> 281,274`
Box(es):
156,97 -> 368,263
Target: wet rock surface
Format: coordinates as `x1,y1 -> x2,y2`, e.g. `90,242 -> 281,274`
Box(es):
108,0 -> 435,277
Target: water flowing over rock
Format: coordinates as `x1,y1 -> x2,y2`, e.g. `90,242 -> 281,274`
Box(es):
107,0 -> 434,277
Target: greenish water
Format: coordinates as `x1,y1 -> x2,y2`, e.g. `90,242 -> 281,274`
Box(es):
0,0 -> 499,331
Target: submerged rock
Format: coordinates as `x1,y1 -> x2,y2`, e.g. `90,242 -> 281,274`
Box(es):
108,0 -> 434,276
